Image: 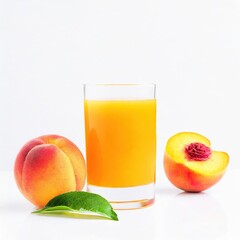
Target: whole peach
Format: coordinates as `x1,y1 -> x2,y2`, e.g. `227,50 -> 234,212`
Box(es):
14,135 -> 86,208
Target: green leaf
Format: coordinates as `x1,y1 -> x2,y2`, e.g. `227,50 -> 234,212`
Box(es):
32,191 -> 118,221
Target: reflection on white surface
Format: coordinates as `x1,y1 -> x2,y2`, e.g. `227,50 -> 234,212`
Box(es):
161,192 -> 228,240
16,205 -> 157,240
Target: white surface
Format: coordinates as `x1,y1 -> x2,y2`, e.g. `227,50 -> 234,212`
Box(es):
0,0 -> 240,171
0,170 -> 239,240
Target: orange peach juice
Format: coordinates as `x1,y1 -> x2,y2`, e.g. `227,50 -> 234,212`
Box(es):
84,99 -> 156,188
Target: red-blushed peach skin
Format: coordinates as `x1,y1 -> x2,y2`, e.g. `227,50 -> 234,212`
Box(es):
14,138 -> 45,195
40,135 -> 86,190
164,153 -> 224,192
14,135 -> 86,208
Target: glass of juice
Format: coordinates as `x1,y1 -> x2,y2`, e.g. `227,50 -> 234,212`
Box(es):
84,84 -> 156,209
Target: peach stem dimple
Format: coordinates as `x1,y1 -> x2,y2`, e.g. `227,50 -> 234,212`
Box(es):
185,142 -> 212,161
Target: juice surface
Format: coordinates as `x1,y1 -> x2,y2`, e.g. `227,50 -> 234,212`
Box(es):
84,99 -> 156,188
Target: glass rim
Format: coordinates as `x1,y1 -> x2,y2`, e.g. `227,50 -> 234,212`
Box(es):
83,83 -> 156,87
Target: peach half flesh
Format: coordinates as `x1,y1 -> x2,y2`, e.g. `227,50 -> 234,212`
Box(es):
163,132 -> 229,192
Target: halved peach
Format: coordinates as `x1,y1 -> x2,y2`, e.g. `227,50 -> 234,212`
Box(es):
163,132 -> 229,192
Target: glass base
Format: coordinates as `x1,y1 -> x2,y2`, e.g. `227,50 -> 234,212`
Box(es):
87,183 -> 155,210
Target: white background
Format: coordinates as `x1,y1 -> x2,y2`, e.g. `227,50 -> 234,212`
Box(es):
1,2 -> 240,240
1,0 -> 240,173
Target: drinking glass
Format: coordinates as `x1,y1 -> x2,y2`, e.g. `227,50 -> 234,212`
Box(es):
84,84 -> 156,209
